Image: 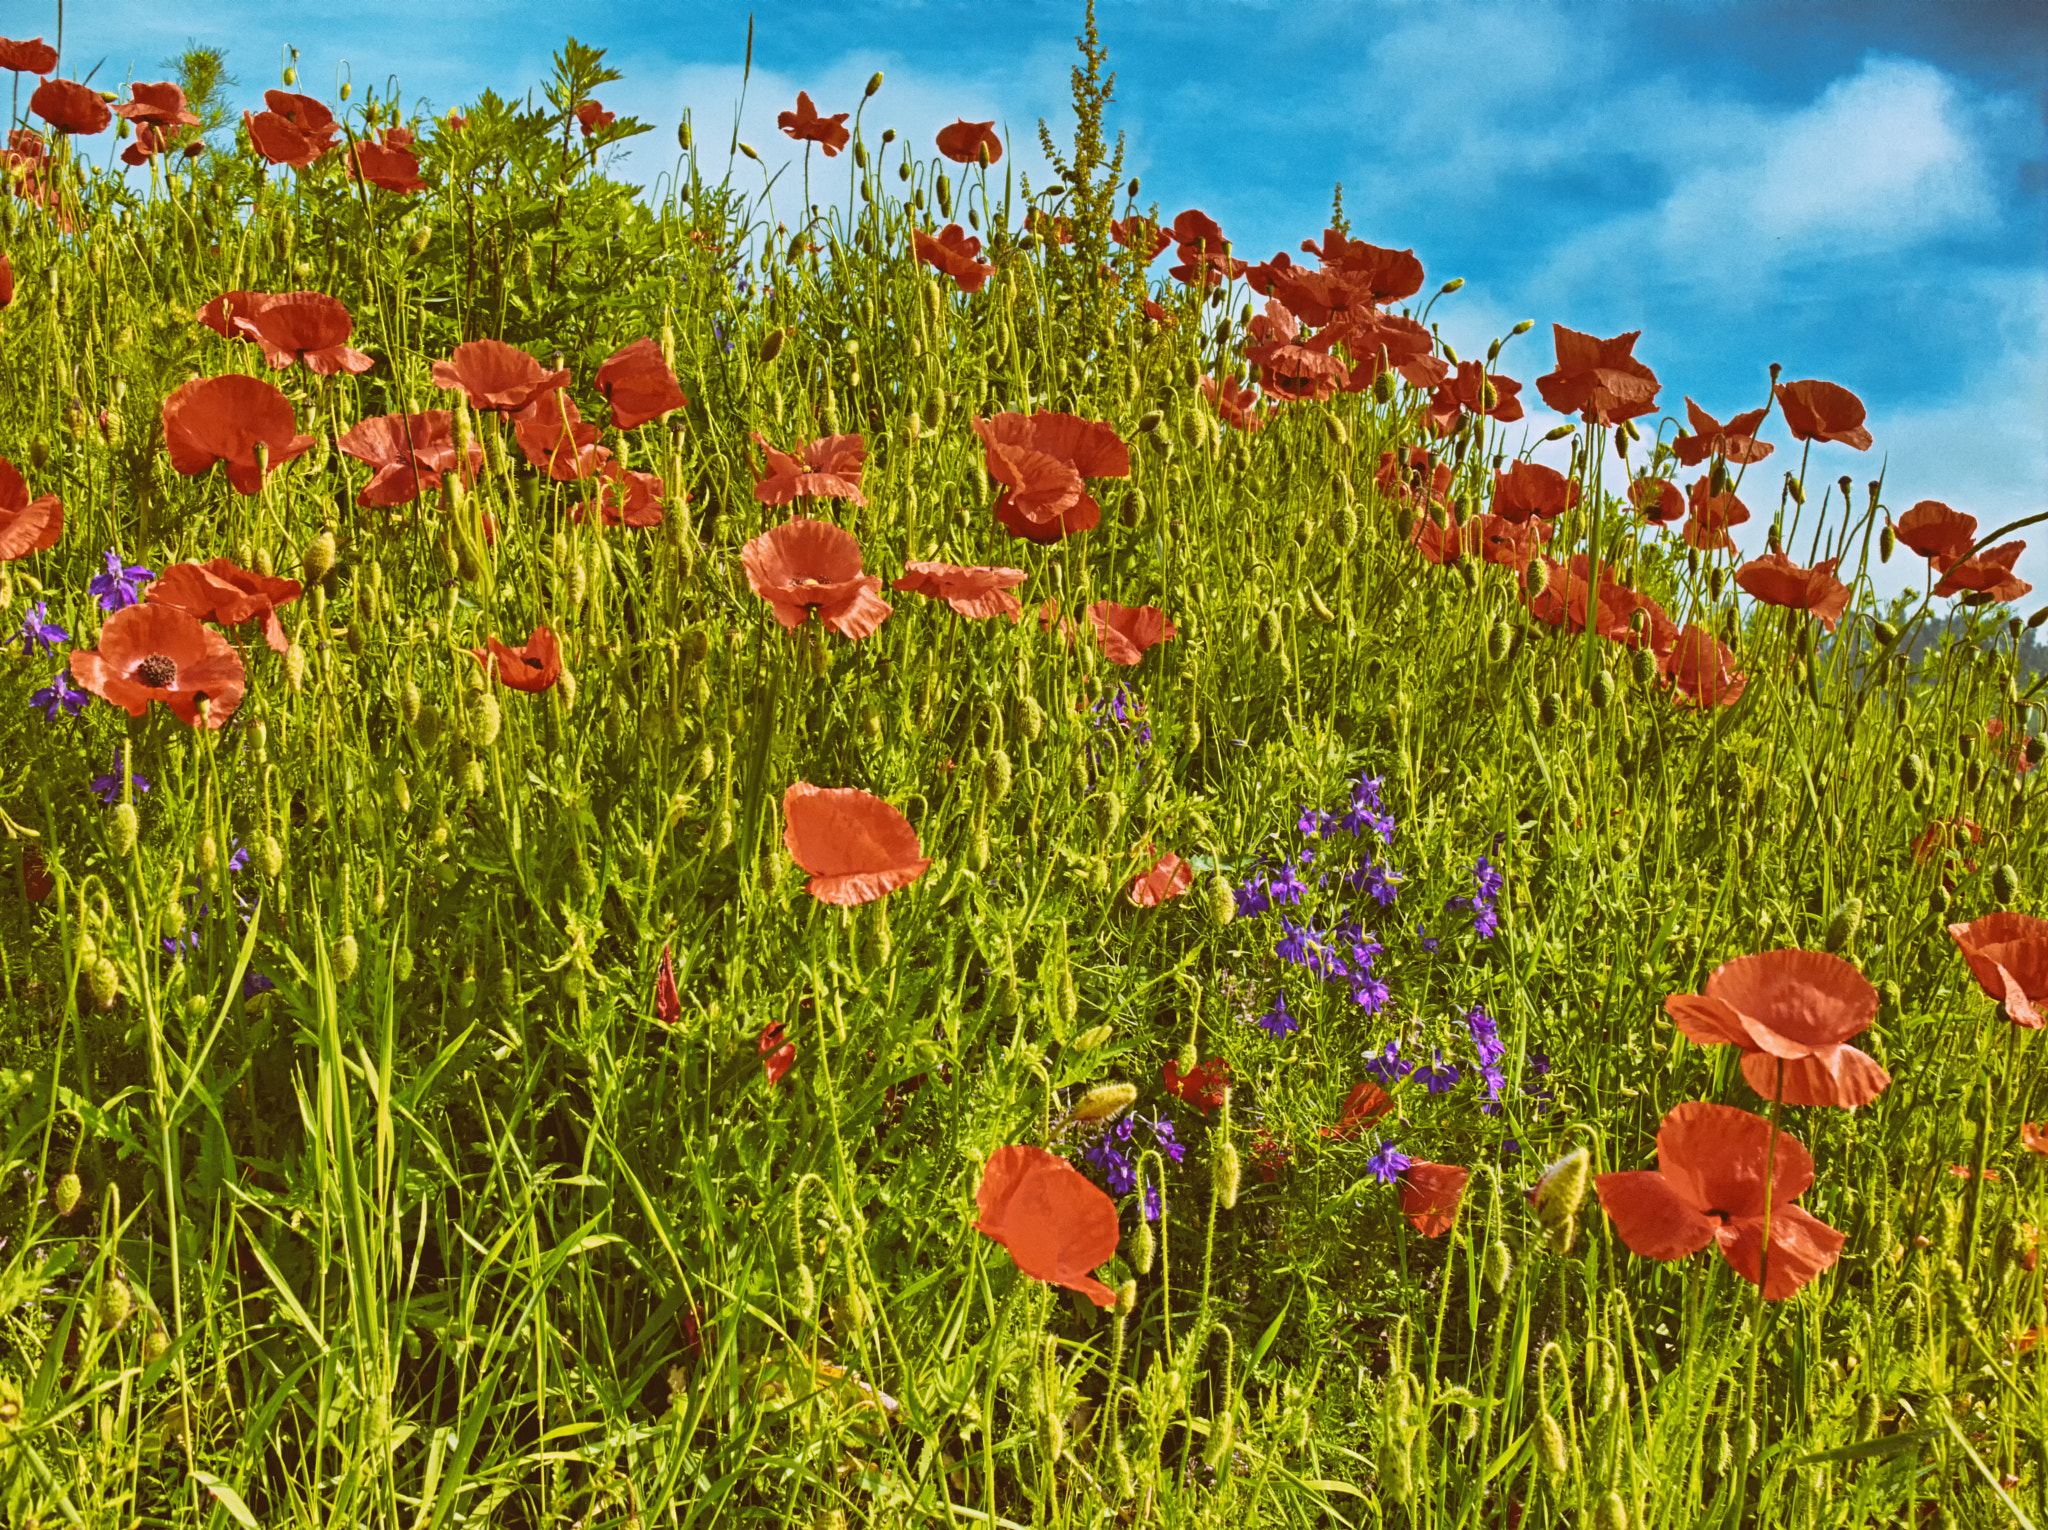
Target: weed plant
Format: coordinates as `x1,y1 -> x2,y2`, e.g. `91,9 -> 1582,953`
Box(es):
0,16 -> 2043,1530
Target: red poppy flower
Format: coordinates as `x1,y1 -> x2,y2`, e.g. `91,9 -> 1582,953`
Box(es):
759,1019 -> 797,1085
1426,360 -> 1524,435
1671,399 -> 1775,467
1932,541 -> 2031,603
570,467 -> 668,528
1681,476 -> 1752,553
742,518 -> 892,639
1200,374 -> 1265,433
2022,1122 -> 2047,1157
575,99 -> 615,137
913,223 -> 993,294
1322,1079 -> 1393,1141
781,781 -> 930,905
1374,447 -> 1452,508
1893,501 -> 1977,567
1111,217 -> 1171,261
974,411 -> 1129,543
593,337 -> 687,430
1244,300 -> 1348,402
146,558 -> 302,654
1088,601 -> 1177,666
1774,379 -> 1872,451
893,561 -> 1028,620
1665,949 -> 1891,1107
1163,1056 -> 1230,1109
1592,571 -> 1679,656
1141,298 -> 1176,328
471,626 -> 563,694
0,37 -> 58,74
654,943 -> 681,1026
1167,209 -> 1245,289
244,290 -> 374,375
243,91 -> 341,167
1536,326 -> 1660,426
1733,552 -> 1852,631
161,374 -> 315,495
195,289 -> 269,342
513,390 -> 611,481
120,123 -> 178,167
69,603 -> 245,729
432,338 -> 572,413
1023,207 -> 1073,245
1474,514 -> 1553,570
1127,850 -> 1194,908
1594,1101 -> 1844,1300
1300,230 -> 1427,305
1401,1162 -> 1470,1238
1411,516 -> 1474,566
1661,624 -> 1747,708
935,118 -> 1001,164
350,129 -> 426,194
748,430 -> 866,505
974,1144 -> 1119,1307
1983,718 -> 2036,776
0,455 -> 63,559
1947,913 -> 2048,1028
1337,311 -> 1444,390
777,92 -> 850,155
1910,815 -> 1983,868
111,81 -> 199,129
1630,475 -> 1685,525
336,410 -> 482,507
29,78 -> 109,136
1491,460 -> 1579,524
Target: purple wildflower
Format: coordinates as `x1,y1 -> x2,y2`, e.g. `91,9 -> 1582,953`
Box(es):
88,549 -> 155,612
1413,1049 -> 1461,1094
1256,993 -> 1298,1039
30,669 -> 90,721
1363,1040 -> 1410,1084
1465,1003 -> 1504,1065
89,767 -> 151,806
1364,1140 -> 1411,1184
16,601 -> 67,657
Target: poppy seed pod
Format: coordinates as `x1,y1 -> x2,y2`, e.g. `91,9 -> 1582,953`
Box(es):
461,757 -> 487,799
468,689 -> 502,748
1017,694 -> 1045,742
1256,609 -> 1282,654
1075,1082 -> 1137,1121
53,1171 -> 83,1217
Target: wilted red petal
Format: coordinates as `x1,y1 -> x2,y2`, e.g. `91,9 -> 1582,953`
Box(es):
1739,1045 -> 1892,1108
914,224 -> 994,294
1536,325 -> 1659,426
1660,624 -> 1746,708
1701,949 -> 1879,1054
0,37 -> 60,74
782,782 -> 930,905
1163,1057 -> 1230,1109
752,430 -> 868,505
1127,851 -> 1194,907
1672,398 -> 1774,467
1492,460 -> 1578,524
742,518 -> 891,639
1400,1162 -> 1469,1237
974,1145 -> 1120,1307
1088,601 -> 1176,666
474,627 -> 562,693
1656,1101 -> 1813,1222
1631,475 -> 1685,525
1932,540 -> 2031,604
2022,1122 -> 2047,1156
654,944 -> 681,1026
1323,1079 -> 1392,1140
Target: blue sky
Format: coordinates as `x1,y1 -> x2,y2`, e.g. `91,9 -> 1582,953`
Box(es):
36,0 -> 2048,593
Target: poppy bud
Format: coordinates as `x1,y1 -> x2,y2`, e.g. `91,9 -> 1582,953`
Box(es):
301,530 -> 337,587
1707,566 -> 1725,601
108,801 -> 139,857
1538,693 -> 1562,729
1898,753 -> 1925,793
1198,873 -> 1236,929
1484,1238 -> 1511,1294
1130,1212 -> 1154,1273
1075,1083 -> 1137,1120
461,757 -> 488,800
97,1275 -> 133,1333
1256,609 -> 1282,654
468,690 -> 502,748
863,71 -> 885,98
1589,671 -> 1615,710
1786,474 -> 1805,507
1092,794 -> 1122,841
1532,1147 -> 1589,1229
1824,898 -> 1862,954
1373,371 -> 1395,405
1593,1490 -> 1628,1530
1631,646 -> 1656,686
983,748 -> 1013,804
1856,1392 -> 1882,1441
1993,863 -> 2020,904
1214,1138 -> 1241,1210
89,956 -> 120,1010
54,1171 -> 82,1217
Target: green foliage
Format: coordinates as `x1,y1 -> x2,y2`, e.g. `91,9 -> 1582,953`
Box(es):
0,20 -> 2042,1530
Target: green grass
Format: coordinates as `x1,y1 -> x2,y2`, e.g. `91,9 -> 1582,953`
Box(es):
0,22 -> 2043,1530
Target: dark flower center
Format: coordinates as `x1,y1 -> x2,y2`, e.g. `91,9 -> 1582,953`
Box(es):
136,654 -> 178,688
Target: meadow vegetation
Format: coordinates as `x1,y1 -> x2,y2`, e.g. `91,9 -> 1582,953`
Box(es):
0,15 -> 2043,1529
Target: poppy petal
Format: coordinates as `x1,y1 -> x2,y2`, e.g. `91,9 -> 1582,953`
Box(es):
782,782 -> 930,905
1716,1204 -> 1845,1300
1740,1045 -> 1890,1108
1592,1171 -> 1718,1261
974,1145 -> 1120,1307
1400,1162 -> 1469,1238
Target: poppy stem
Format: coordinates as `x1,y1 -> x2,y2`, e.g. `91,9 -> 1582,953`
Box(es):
1735,1059 -> 1784,1524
